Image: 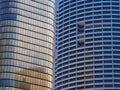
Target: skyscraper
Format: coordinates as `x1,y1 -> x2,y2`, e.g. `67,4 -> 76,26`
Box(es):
0,0 -> 55,90
55,0 -> 120,90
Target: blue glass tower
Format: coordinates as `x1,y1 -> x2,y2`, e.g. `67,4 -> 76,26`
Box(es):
55,0 -> 120,90
0,0 -> 55,90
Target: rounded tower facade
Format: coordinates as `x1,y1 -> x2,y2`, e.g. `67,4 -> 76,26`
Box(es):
55,0 -> 120,90
0,0 -> 55,90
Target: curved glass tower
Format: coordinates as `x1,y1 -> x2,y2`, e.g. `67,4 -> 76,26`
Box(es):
55,0 -> 120,90
0,0 -> 55,90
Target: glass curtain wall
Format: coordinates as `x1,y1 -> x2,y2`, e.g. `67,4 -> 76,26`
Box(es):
0,0 -> 55,90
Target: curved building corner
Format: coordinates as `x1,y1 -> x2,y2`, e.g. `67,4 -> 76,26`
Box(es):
0,0 -> 55,90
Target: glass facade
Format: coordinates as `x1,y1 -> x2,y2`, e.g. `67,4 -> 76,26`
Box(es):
0,0 -> 55,90
55,0 -> 120,90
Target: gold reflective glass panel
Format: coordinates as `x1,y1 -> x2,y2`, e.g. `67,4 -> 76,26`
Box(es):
0,0 -> 55,90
